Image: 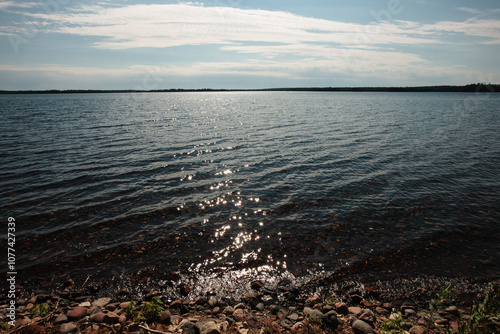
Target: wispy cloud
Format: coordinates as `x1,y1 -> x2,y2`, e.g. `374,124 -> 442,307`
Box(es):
5,4 -> 445,49
9,3 -> 499,50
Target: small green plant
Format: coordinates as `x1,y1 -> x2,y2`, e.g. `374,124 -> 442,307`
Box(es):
31,303 -> 50,317
124,300 -> 138,318
380,312 -> 406,334
325,296 -> 337,306
0,322 -> 9,330
140,296 -> 163,322
451,282 -> 500,334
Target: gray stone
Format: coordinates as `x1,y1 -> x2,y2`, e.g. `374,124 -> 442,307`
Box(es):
255,303 -> 265,312
78,301 -> 91,308
348,306 -> 363,316
375,307 -> 389,316
208,296 -> 218,307
323,310 -> 341,329
59,322 -> 78,334
303,307 -> 323,320
120,301 -> 131,309
200,321 -> 220,334
181,320 -> 200,334
287,313 -> 299,321
404,308 -> 417,317
54,315 -> 68,325
352,319 -> 374,334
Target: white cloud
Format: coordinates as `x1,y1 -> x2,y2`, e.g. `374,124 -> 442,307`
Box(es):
17,3 -> 446,50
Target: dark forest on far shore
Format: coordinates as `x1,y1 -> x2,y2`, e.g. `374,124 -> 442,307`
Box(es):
1,83 -> 499,94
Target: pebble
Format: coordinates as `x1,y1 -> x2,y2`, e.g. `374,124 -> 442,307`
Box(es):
404,308 -> 417,317
375,306 -> 389,315
306,294 -> 321,306
348,306 -> 363,316
232,308 -> 247,322
323,310 -> 341,329
90,312 -> 105,323
78,301 -> 91,308
335,302 -> 349,314
59,322 -> 78,334
200,321 -> 220,334
351,294 -> 363,304
234,303 -> 246,310
104,312 -> 120,324
119,301 -> 131,309
170,299 -> 183,308
67,306 -> 88,321
160,310 -> 171,324
352,319 -> 374,334
409,326 -> 427,334
54,315 -> 68,324
208,296 -> 218,307
181,320 -> 199,334
223,306 -> 235,315
291,321 -> 305,331
303,307 -> 323,320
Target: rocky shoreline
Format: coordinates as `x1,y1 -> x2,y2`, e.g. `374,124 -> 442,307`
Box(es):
1,274 -> 499,334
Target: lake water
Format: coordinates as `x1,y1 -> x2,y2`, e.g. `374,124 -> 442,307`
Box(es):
1,91 -> 499,287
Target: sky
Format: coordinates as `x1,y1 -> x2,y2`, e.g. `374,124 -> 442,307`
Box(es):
0,0 -> 499,90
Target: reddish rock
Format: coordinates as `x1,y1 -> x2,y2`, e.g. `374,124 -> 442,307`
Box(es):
90,312 -> 105,323
67,307 -> 88,321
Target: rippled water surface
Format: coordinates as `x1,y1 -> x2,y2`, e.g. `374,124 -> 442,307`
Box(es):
1,92 -> 499,283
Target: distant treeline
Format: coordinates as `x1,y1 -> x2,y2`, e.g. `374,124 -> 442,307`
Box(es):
1,83 -> 499,94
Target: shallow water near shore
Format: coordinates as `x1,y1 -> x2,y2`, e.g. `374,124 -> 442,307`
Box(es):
1,91 -> 499,290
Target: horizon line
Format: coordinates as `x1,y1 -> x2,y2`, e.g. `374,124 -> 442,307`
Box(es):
1,83 -> 499,94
